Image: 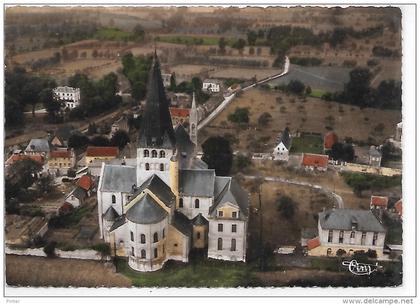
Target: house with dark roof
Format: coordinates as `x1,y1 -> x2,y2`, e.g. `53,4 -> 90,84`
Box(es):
25,139 -> 51,157
65,186 -> 87,208
369,145 -> 382,167
97,52 -> 249,272
273,127 -> 292,161
308,208 -> 387,259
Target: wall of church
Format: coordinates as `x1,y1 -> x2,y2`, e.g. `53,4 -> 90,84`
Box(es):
178,195 -> 213,220
192,225 -> 207,249
136,147 -> 174,186
97,189 -> 129,239
166,225 -> 189,262
207,218 -> 247,262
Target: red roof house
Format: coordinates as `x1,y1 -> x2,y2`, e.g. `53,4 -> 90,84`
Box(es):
370,196 -> 389,209
307,237 -> 320,250
78,175 -> 94,191
301,153 -> 329,170
86,146 -> 119,157
394,199 -> 402,218
323,131 -> 338,150
50,150 -> 72,159
5,154 -> 45,167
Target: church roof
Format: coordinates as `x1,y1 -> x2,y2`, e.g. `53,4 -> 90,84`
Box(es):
138,52 -> 176,149
192,213 -> 208,226
174,124 -> 195,168
280,128 -> 292,149
103,206 -> 119,221
100,164 -> 136,193
210,177 -> 249,219
126,193 -> 167,224
172,211 -> 192,237
109,215 -> 126,232
134,174 -> 176,208
179,169 -> 215,197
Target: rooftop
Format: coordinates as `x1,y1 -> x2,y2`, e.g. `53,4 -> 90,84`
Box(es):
319,209 -> 386,233
100,164 -> 136,193
302,153 -> 329,168
126,193 -> 167,225
86,146 -> 119,157
370,195 -> 389,207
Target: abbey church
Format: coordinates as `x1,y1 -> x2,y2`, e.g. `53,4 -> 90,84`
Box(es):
97,52 -> 249,272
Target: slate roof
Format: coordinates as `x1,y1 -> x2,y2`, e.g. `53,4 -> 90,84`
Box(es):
280,128 -> 292,149
25,139 -> 51,153
138,52 -> 176,149
172,211 -> 192,237
134,174 -> 176,207
319,209 -> 386,233
110,215 -> 126,232
100,164 -> 136,193
191,158 -> 209,169
126,193 -> 167,224
66,186 -> 87,201
192,213 -> 208,226
211,177 -> 249,219
369,146 -> 382,157
174,125 -> 195,168
179,169 -> 215,197
103,206 -> 119,221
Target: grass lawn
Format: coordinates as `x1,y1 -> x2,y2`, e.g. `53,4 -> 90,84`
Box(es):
95,27 -> 132,41
116,256 -> 255,287
157,35 -> 235,46
290,134 -> 324,154
308,89 -> 327,99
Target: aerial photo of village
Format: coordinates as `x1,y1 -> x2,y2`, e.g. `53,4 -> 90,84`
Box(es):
4,5 -> 406,293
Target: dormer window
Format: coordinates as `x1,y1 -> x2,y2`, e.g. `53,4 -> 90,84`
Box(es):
218,211 -> 223,217
160,150 -> 165,158
152,150 -> 157,158
232,211 -> 237,218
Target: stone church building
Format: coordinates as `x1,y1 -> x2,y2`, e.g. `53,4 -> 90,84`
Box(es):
97,53 -> 249,272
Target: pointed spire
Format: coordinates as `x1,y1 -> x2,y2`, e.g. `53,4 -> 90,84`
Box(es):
189,92 -> 198,150
191,92 -> 197,110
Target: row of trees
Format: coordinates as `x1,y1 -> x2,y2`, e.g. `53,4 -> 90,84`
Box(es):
68,130 -> 130,150
121,52 -> 152,101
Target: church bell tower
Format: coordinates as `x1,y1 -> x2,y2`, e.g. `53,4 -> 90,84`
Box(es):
189,92 -> 198,151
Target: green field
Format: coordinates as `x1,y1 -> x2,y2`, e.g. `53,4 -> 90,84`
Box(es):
156,35 -> 236,46
116,256 -> 257,287
290,134 -> 324,154
95,27 -> 133,41
308,89 -> 327,99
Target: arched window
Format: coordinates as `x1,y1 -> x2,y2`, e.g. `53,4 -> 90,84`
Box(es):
152,150 -> 157,158
145,163 -> 150,170
141,249 -> 146,259
112,194 -> 116,204
195,199 -> 200,209
327,248 -> 332,256
197,232 -> 201,240
143,150 -> 149,157
140,234 -> 146,244
231,239 -> 236,251
350,231 -> 355,239
153,232 -> 158,243
160,163 -> 164,171
162,228 -> 165,239
154,248 -> 158,258
160,150 -> 165,158
179,198 -> 184,208
131,247 -> 134,256
217,238 -> 223,250
130,231 -> 134,241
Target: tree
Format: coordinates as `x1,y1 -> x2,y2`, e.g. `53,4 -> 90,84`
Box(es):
233,38 -> 246,54
5,95 -> 24,127
228,107 -> 249,124
247,30 -> 258,46
43,241 -> 57,258
374,80 -> 402,109
277,195 -> 296,218
90,136 -> 110,147
258,112 -> 272,126
110,130 -> 130,149
202,136 -> 233,176
37,175 -> 54,194
8,159 -> 42,189
41,88 -> 63,123
68,133 -> 90,150
132,24 -> 145,42
330,142 -> 355,162
336,249 -> 347,257
218,37 -> 227,54
170,73 -> 177,91
344,68 -> 373,107
287,80 -> 305,95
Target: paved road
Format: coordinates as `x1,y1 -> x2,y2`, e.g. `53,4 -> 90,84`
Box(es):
197,56 -> 290,130
244,174 -> 344,209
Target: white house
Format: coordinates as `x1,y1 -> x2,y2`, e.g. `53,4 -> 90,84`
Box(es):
308,209 -> 387,259
96,53 -> 249,272
273,128 -> 292,161
202,79 -> 222,93
53,86 -> 81,109
369,146 -> 382,167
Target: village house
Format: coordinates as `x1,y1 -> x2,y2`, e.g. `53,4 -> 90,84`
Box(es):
77,174 -> 96,196
24,139 -> 51,157
272,127 -> 292,161
85,146 -> 119,165
65,186 -> 87,208
369,145 -> 382,167
370,195 -> 389,210
53,86 -> 81,109
323,131 -> 338,153
50,125 -> 76,148
169,107 -> 190,126
5,152 -> 45,169
202,79 -> 222,93
48,149 -> 76,175
161,73 -> 172,88
110,115 -> 130,138
301,153 -> 329,171
97,53 -> 249,272
308,208 -> 387,259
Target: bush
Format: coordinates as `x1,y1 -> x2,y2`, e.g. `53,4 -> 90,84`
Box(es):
257,112 -> 272,126
290,57 -> 322,66
277,195 -> 296,218
287,80 -> 305,95
336,249 -> 346,257
43,241 -> 57,257
91,243 -> 111,256
228,107 -> 250,124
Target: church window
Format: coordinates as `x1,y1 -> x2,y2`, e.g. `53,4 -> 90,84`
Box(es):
197,232 -> 201,240
195,199 -> 200,208
179,198 -> 184,208
141,249 -> 146,259
160,150 -> 165,158
218,224 -> 223,232
217,238 -> 223,250
327,248 -> 332,256
231,239 -> 236,251
143,150 -> 149,157
339,230 -> 344,243
112,194 -> 116,204
160,163 -> 164,171
162,229 -> 165,238
232,211 -> 237,218
154,248 -> 158,258
153,232 -> 158,243
130,231 -> 134,241
350,231 -> 355,239
218,211 -> 223,217
373,232 -> 378,246
140,234 -> 146,244
328,230 -> 333,243
131,247 -> 134,256
145,163 -> 150,170
152,150 -> 157,158
232,224 -> 237,233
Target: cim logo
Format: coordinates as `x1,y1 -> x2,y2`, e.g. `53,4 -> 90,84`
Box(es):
342,260 -> 381,276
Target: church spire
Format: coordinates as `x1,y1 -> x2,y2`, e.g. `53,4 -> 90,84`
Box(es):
189,92 -> 198,150
138,52 -> 176,149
